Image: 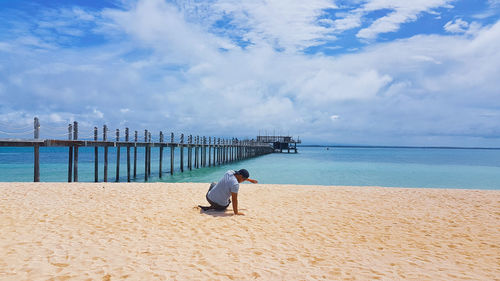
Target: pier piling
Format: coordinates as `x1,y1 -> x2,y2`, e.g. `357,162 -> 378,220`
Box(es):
116,129 -> 120,182
180,134 -> 184,173
170,133 -> 174,175
126,128 -> 130,182
104,125 -> 108,182
159,131 -> 163,178
144,130 -> 148,182
134,131 -> 137,179
68,124 -> 73,183
94,127 -> 98,182
73,121 -> 78,182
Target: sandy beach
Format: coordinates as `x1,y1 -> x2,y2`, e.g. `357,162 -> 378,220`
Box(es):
0,182 -> 498,280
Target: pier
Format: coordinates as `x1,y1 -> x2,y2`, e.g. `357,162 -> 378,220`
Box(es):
256,135 -> 301,153
0,118 -> 274,182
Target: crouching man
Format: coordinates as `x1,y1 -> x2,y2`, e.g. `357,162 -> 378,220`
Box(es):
199,169 -> 258,215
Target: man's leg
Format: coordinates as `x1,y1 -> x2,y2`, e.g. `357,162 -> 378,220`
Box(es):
200,182 -> 227,211
205,196 -> 228,211
206,182 -> 216,195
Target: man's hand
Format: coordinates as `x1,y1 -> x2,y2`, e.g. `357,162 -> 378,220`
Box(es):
246,178 -> 258,184
235,212 -> 245,216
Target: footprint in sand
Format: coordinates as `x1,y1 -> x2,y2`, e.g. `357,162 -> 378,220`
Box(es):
51,263 -> 69,267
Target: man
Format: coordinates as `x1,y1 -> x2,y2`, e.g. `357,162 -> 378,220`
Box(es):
199,169 -> 258,215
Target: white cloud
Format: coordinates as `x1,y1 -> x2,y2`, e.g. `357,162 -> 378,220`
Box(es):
330,13 -> 363,32
209,0 -> 338,51
488,0 -> 500,6
1,1 -> 499,146
103,0 -> 230,63
357,0 -> 455,39
93,109 -> 104,119
444,18 -> 469,33
49,113 -> 64,123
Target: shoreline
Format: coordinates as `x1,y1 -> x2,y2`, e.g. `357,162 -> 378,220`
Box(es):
1,181 -> 499,191
1,182 -> 499,280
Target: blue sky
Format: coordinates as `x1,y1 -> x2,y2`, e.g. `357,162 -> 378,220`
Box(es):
0,0 -> 499,146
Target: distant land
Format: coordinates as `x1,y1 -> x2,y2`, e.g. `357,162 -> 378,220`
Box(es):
298,144 -> 500,150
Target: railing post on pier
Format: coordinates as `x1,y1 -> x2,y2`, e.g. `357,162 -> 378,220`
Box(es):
198,136 -> 203,168
115,129 -> 120,182
68,124 -> 73,182
215,137 -> 218,166
216,138 -> 220,165
126,128 -> 130,182
159,131 -> 163,178
235,139 -> 238,161
73,121 -> 78,182
225,139 -> 228,163
193,135 -> 196,170
234,138 -> 237,161
94,127 -> 98,182
134,131 -> 137,179
198,137 -> 204,168
192,135 -> 195,169
221,139 -> 224,164
233,138 -> 236,161
170,133 -> 174,175
224,140 -> 229,163
194,136 -> 198,169
203,137 -> 207,167
208,137 -> 212,167
33,117 -> 40,182
230,139 -> 233,162
234,139 -> 237,161
148,132 -> 152,176
103,125 -> 108,182
144,130 -> 148,182
180,134 -> 184,172
210,137 -> 212,166
198,137 -> 202,168
230,138 -> 233,162
188,135 -> 192,171
240,139 -> 243,160
199,136 -> 202,168
198,136 -> 201,168
222,138 -> 225,164
34,117 -> 40,139
192,136 -> 195,169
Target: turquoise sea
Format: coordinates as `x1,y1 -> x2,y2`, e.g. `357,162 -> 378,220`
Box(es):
0,146 -> 499,189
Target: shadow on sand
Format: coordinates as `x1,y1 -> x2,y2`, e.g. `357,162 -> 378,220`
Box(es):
194,206 -> 248,217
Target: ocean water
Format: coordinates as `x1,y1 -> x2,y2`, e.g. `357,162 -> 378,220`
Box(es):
0,146 -> 499,190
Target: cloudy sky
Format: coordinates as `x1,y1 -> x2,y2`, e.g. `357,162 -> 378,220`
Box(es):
0,0 -> 499,146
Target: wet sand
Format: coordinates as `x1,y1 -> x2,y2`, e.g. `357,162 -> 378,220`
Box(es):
0,182 -> 499,280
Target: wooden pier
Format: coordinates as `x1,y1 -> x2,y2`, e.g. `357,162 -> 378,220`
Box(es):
0,118 -> 274,182
256,135 -> 301,153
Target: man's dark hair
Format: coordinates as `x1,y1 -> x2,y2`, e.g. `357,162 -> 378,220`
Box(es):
235,169 -> 249,179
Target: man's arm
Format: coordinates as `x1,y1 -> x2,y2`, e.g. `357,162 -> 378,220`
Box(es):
245,178 -> 258,184
231,192 -> 244,215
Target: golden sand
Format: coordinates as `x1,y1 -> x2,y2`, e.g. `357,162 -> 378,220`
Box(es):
0,182 -> 499,280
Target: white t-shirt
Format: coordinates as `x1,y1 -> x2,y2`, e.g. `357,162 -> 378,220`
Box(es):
207,170 -> 239,206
